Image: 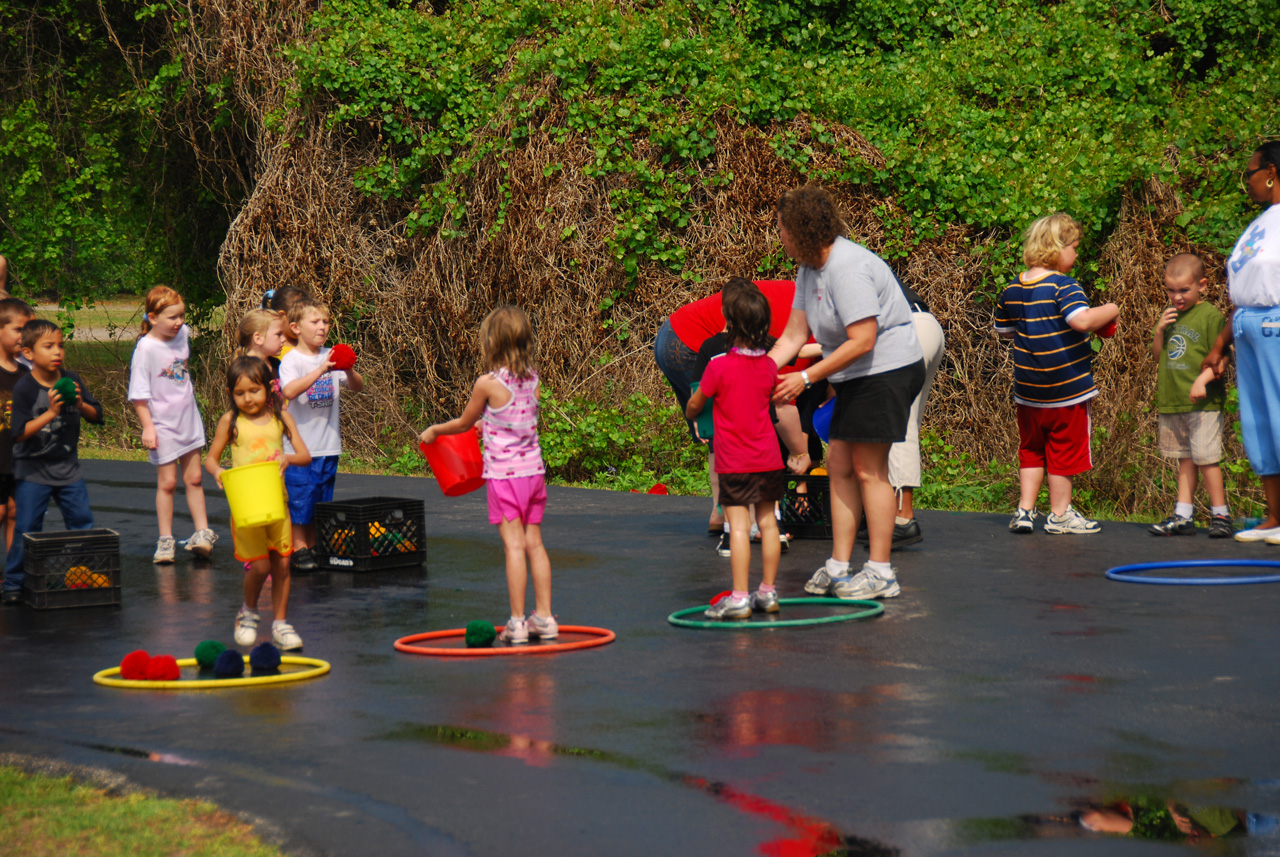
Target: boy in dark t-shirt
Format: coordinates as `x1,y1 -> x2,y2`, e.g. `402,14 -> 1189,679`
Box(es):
2,319 -> 104,603
0,298 -> 34,553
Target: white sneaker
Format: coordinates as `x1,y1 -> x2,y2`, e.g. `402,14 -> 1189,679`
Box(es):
1238,525 -> 1280,543
803,565 -> 835,595
185,528 -> 218,558
272,622 -> 303,651
1043,505 -> 1101,534
153,535 -> 176,564
831,563 -> 901,600
234,607 -> 259,646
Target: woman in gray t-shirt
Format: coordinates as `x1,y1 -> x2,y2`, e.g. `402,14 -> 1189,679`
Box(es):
768,186 -> 924,600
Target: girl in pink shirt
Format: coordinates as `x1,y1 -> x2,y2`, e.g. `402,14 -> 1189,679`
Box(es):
420,306 -> 554,644
686,282 -> 785,620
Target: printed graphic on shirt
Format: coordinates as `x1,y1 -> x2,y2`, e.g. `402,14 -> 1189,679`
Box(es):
1,393 -> 10,433
159,358 -> 190,384
1232,223 -> 1264,274
307,375 -> 335,409
28,390 -> 69,458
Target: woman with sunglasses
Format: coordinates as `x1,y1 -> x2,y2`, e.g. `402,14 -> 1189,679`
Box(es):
1203,141 -> 1280,541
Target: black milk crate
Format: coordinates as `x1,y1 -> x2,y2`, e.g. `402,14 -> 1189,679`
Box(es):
315,496 -> 425,571
22,528 -> 121,609
779,474 -> 832,539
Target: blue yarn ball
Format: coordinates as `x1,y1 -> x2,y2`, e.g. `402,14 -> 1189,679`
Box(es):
212,649 -> 245,678
249,642 -> 281,673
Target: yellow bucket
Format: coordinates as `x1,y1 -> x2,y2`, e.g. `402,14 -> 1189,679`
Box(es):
221,461 -> 287,529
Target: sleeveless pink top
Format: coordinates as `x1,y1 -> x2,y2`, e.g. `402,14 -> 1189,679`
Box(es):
481,368 -> 545,479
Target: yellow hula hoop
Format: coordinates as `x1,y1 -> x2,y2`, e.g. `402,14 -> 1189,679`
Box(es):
93,655 -> 330,690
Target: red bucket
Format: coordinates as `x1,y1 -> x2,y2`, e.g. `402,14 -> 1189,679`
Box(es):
420,428 -> 486,496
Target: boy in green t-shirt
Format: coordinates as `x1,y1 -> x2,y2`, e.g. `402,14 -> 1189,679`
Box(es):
1150,253 -> 1232,537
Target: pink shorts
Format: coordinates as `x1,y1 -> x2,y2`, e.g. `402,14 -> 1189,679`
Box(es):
487,475 -> 547,525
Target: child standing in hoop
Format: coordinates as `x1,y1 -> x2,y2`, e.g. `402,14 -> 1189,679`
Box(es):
420,306 -> 555,644
686,282 -> 785,619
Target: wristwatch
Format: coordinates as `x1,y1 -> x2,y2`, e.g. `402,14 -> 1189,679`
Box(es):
800,370 -> 812,390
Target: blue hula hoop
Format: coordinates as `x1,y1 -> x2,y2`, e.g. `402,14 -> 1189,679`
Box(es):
1106,559 -> 1280,586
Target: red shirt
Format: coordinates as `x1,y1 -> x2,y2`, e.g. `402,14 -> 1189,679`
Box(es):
700,349 -> 783,474
669,280 -> 797,350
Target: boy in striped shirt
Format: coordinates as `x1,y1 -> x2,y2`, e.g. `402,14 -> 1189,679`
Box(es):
994,213 -> 1119,534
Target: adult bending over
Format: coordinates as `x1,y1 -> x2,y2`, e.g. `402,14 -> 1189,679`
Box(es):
768,186 -> 924,600
1204,141 -> 1280,542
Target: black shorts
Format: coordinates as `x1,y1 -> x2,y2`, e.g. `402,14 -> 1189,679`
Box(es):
718,470 -> 785,507
0,474 -> 13,504
830,360 -> 926,444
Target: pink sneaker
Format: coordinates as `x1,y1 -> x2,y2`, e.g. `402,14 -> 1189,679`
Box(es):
498,616 -> 528,644
528,613 -> 558,640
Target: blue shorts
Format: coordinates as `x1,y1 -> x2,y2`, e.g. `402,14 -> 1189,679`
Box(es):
1233,307 -> 1280,475
284,455 -> 339,525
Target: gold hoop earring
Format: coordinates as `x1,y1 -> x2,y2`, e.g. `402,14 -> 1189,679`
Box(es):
1270,179 -> 1276,189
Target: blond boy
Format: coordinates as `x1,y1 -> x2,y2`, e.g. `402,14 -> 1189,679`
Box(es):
1149,253 -> 1232,537
278,296 -> 364,569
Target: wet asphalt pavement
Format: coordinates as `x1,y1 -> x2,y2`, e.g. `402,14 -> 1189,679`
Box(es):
2,459 -> 1280,856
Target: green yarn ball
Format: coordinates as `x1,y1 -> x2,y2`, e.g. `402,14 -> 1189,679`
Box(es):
194,639 -> 227,669
464,621 -> 497,648
51,376 -> 77,402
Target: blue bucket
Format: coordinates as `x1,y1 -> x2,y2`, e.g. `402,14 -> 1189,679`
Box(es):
812,397 -> 834,442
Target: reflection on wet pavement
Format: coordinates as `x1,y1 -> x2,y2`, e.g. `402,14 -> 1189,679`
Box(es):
386,722 -> 900,856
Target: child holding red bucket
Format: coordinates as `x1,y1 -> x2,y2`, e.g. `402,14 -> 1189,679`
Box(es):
685,282 -> 785,619
206,356 -> 311,650
420,306 -> 555,644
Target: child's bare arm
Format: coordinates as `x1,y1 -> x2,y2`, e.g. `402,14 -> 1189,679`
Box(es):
281,412 -> 311,469
1189,366 -> 1217,402
419,376 -> 498,445
1066,302 -> 1119,333
281,358 -> 335,401
133,400 -> 158,450
1153,307 -> 1178,359
686,388 -> 708,420
204,413 -> 233,486
343,368 -> 364,393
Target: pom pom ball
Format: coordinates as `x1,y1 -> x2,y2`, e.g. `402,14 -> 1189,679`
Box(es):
120,650 -> 152,680
51,376 -> 77,402
145,654 -> 180,681
464,621 -> 497,648
329,343 -> 358,371
194,640 -> 226,669
212,650 -> 245,678
249,642 -> 282,673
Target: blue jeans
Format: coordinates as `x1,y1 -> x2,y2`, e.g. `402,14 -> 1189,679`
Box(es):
653,318 -> 700,442
3,478 -> 95,593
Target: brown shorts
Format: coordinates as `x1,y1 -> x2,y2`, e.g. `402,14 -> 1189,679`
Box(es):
718,470 -> 785,507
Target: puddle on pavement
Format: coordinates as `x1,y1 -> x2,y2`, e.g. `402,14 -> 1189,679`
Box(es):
382,722 -> 899,856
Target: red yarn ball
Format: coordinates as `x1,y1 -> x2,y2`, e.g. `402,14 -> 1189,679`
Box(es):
120,650 -> 152,680
329,343 -> 358,371
145,654 -> 180,681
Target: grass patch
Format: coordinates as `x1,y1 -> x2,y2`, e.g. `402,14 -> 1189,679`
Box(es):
0,766 -> 285,857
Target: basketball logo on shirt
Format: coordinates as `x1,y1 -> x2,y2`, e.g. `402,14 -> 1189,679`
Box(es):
1167,335 -> 1187,360
307,376 -> 335,409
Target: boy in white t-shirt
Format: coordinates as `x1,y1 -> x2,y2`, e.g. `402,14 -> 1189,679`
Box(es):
278,296 -> 364,570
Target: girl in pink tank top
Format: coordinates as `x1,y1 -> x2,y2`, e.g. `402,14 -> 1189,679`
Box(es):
420,306 -> 555,645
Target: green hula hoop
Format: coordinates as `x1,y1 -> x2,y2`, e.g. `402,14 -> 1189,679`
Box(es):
667,597 -> 883,629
